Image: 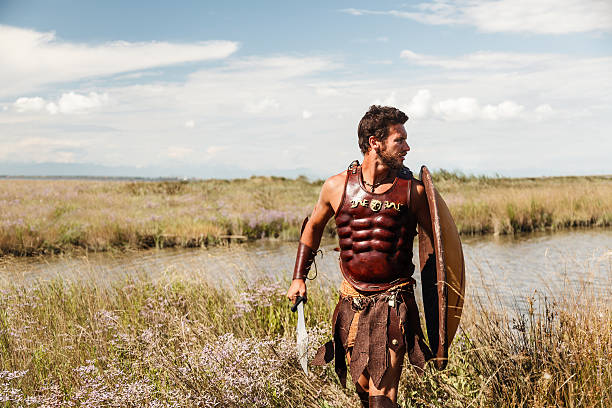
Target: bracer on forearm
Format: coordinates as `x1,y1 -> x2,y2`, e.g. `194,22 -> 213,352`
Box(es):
292,241 -> 317,280
292,217 -> 318,280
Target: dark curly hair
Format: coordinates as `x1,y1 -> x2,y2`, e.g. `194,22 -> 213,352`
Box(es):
357,105 -> 408,154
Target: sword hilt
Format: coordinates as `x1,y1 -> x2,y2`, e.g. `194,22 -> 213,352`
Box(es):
291,295 -> 306,313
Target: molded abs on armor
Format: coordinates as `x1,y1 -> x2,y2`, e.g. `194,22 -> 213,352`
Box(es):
335,162 -> 417,292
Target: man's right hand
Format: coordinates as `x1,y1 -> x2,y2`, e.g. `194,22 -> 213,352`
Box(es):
286,278 -> 307,303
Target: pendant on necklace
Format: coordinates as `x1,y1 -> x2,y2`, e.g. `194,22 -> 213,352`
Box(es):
363,172 -> 393,193
363,180 -> 383,193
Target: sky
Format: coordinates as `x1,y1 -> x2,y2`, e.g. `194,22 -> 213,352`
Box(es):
1,0 -> 611,179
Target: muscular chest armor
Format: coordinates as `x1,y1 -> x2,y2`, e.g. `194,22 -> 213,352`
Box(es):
335,161 -> 417,292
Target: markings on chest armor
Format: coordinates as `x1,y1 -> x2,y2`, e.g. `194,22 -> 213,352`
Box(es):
350,198 -> 403,212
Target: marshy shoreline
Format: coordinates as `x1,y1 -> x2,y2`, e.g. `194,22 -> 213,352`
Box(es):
1,172 -> 610,406
1,171 -> 610,257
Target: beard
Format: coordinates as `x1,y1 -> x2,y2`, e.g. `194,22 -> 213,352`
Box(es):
377,145 -> 404,169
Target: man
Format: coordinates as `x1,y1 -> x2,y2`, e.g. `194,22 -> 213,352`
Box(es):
286,105 -> 436,407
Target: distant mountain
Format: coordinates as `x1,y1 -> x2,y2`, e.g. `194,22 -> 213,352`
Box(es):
0,162 -> 325,180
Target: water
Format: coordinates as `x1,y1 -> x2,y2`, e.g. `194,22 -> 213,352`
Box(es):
1,230 -> 610,309
460,230 -> 611,308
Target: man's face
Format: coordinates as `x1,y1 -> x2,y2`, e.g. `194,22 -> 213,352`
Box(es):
377,123 -> 410,169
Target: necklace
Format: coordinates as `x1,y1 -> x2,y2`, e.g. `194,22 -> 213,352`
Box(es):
362,174 -> 394,193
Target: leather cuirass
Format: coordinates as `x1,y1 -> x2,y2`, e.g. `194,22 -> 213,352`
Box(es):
335,161 -> 417,292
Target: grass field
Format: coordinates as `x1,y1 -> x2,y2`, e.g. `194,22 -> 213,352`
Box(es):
0,263 -> 609,407
0,172 -> 610,256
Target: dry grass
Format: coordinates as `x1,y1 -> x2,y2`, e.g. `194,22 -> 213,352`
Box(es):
0,258 -> 609,407
435,173 -> 612,235
0,271 -> 349,407
0,177 -> 319,256
0,173 -> 610,256
397,288 -> 611,407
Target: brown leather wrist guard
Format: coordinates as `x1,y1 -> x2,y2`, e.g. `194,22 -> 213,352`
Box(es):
292,241 -> 317,280
369,395 -> 397,408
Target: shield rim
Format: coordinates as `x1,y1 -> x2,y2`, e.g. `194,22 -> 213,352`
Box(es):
418,165 -> 465,370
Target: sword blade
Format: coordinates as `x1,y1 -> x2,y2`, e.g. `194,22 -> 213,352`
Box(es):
296,302 -> 308,375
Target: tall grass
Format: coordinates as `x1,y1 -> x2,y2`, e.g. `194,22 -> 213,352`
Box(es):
0,173 -> 610,256
433,172 -> 612,236
0,261 -> 609,407
0,272 -> 347,407
0,177 -> 320,256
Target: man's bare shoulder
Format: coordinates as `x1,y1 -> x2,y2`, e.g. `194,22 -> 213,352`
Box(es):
322,170 -> 347,192
318,170 -> 347,212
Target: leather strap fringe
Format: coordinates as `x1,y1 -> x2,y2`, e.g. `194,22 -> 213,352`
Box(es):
312,282 -> 432,388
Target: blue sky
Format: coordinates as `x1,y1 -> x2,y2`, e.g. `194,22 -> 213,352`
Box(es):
1,0 -> 611,178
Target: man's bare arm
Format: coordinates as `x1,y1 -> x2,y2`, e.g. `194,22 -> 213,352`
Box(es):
300,178 -> 337,249
286,174 -> 343,301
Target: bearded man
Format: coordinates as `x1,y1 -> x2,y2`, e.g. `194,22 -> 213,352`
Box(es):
286,105 -> 437,408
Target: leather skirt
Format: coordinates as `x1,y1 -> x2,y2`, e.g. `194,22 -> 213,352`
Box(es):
312,280 -> 432,388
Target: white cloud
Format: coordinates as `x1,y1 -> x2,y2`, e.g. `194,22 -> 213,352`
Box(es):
113,71 -> 163,80
184,120 -> 195,128
225,56 -> 337,78
182,55 -> 339,116
342,1 -> 612,34
245,98 -> 280,114
0,25 -> 239,97
45,103 -> 58,114
400,50 -> 557,70
399,90 -> 533,121
433,97 -> 525,121
56,92 -> 109,114
18,137 -> 82,148
372,91 -> 397,106
535,104 -> 555,120
314,86 -> 341,96
302,110 -> 312,119
481,100 -> 525,120
465,0 -> 612,34
14,97 -> 46,112
0,137 -> 89,163
340,7 -> 458,25
167,146 -> 194,159
433,97 -> 481,121
403,89 -> 432,119
12,92 -> 109,114
206,146 -> 227,155
342,8 -> 366,16
2,49 -> 609,176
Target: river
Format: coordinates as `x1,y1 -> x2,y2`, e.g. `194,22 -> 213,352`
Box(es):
1,229 -> 610,309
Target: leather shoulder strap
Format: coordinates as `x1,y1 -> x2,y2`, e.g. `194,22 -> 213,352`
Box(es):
401,166 -> 413,210
407,177 -> 412,210
336,160 -> 360,216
